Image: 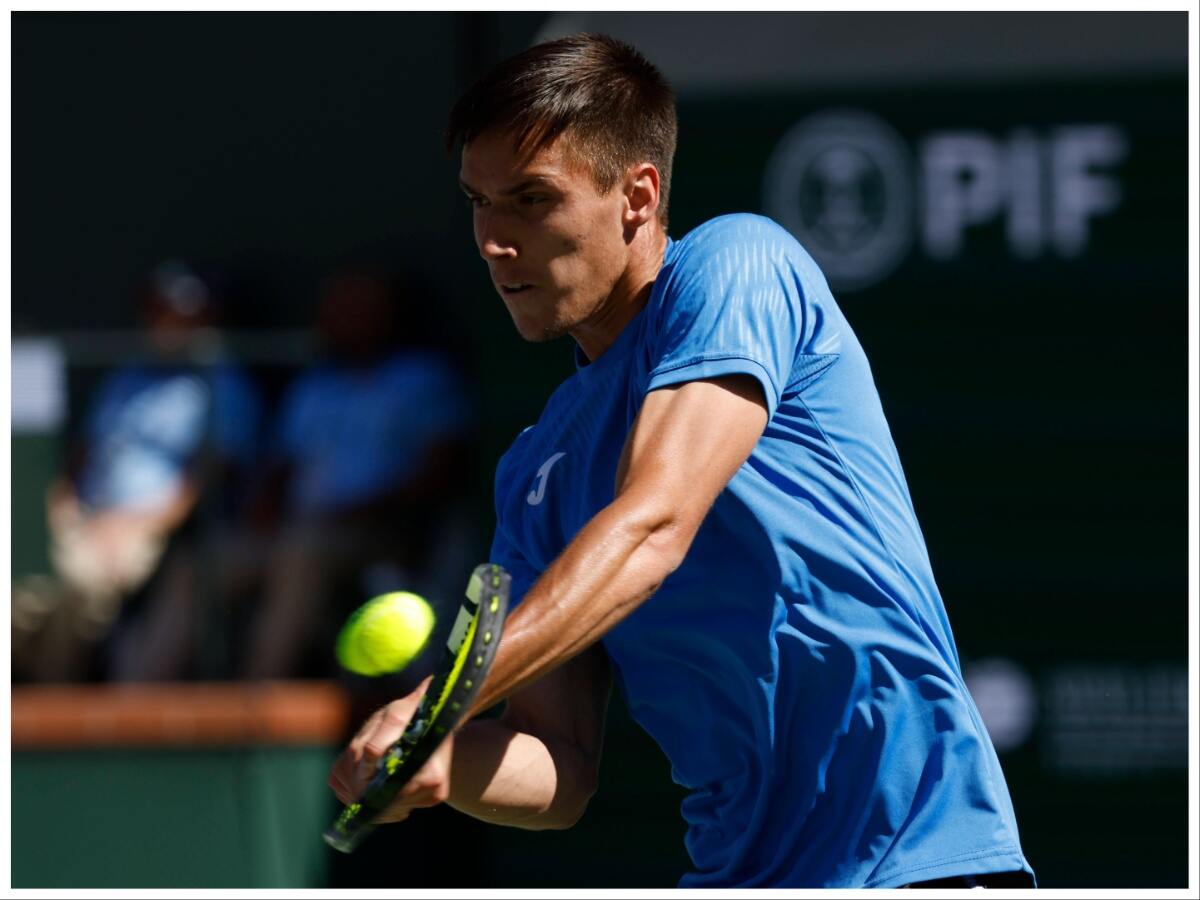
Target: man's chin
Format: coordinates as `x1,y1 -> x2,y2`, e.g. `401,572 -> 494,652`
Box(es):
513,317 -> 569,343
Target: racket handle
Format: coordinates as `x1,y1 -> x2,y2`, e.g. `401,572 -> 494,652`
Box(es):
323,812 -> 374,853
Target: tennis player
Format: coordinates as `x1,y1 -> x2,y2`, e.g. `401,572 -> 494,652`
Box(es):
329,33 -> 1035,888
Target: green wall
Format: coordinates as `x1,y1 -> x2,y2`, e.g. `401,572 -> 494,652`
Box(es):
11,697 -> 690,889
11,746 -> 337,888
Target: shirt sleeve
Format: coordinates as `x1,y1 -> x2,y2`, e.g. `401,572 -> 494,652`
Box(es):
488,524 -> 540,613
488,429 -> 543,611
645,214 -> 839,417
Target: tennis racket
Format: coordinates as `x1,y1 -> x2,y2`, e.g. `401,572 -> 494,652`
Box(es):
323,562 -> 510,853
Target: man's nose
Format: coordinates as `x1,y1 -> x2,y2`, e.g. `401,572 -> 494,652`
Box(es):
477,213 -> 518,260
480,238 -> 517,260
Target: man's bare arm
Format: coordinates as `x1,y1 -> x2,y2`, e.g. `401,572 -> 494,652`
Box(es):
330,644 -> 610,830
446,642 -> 610,828
467,373 -> 768,717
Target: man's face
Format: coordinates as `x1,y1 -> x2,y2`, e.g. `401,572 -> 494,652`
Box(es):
459,130 -> 631,342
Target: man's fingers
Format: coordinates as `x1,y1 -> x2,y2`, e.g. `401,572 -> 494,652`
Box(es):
351,676 -> 436,757
363,704 -> 413,759
328,751 -> 364,804
328,770 -> 356,806
348,706 -> 387,757
331,677 -> 441,808
396,736 -> 453,805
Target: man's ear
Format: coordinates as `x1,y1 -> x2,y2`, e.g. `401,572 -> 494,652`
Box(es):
623,163 -> 661,228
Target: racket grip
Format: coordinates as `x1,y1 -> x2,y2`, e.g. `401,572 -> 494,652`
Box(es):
323,809 -> 375,853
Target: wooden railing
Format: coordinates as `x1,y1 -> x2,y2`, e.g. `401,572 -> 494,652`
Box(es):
11,681 -> 350,748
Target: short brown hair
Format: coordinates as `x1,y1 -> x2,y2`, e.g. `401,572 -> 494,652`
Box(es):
445,33 -> 678,226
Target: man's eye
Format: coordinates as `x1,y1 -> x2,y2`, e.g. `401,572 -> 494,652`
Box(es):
519,194 -> 545,206
465,195 -> 488,208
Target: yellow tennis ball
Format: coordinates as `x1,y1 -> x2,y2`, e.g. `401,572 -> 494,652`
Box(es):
336,591 -> 435,677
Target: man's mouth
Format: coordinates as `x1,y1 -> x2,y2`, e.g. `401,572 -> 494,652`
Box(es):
498,283 -> 533,295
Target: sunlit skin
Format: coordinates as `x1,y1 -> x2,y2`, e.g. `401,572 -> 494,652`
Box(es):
459,129 -> 668,361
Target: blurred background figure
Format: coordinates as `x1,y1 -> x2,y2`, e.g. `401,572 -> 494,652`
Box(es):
11,261 -> 263,683
109,265 -> 477,682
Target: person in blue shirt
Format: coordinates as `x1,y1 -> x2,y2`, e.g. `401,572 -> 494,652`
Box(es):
109,267 -> 476,681
330,34 -> 1034,889
232,268 -> 476,679
12,261 -> 262,683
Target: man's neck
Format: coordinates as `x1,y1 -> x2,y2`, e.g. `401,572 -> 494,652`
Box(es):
571,228 -> 668,362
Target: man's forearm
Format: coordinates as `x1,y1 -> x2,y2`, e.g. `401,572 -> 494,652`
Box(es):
447,718 -> 598,830
470,494 -> 682,717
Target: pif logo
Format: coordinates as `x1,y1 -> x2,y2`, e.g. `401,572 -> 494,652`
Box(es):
763,110 -> 914,292
763,109 -> 1127,291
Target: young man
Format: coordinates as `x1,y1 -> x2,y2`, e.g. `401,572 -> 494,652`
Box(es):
329,34 -> 1035,888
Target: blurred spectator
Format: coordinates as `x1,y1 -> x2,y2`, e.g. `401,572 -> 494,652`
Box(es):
11,261 -> 263,682
110,266 -> 476,681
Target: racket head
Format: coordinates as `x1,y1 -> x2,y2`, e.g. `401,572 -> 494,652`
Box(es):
323,563 -> 510,853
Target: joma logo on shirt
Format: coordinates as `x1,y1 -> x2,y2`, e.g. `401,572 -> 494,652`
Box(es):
527,452 -> 566,506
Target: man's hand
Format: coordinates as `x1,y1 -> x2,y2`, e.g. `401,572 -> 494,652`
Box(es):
327,676 -> 453,824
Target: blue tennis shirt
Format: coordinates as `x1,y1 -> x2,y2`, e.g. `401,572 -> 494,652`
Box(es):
489,214 -> 1034,888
